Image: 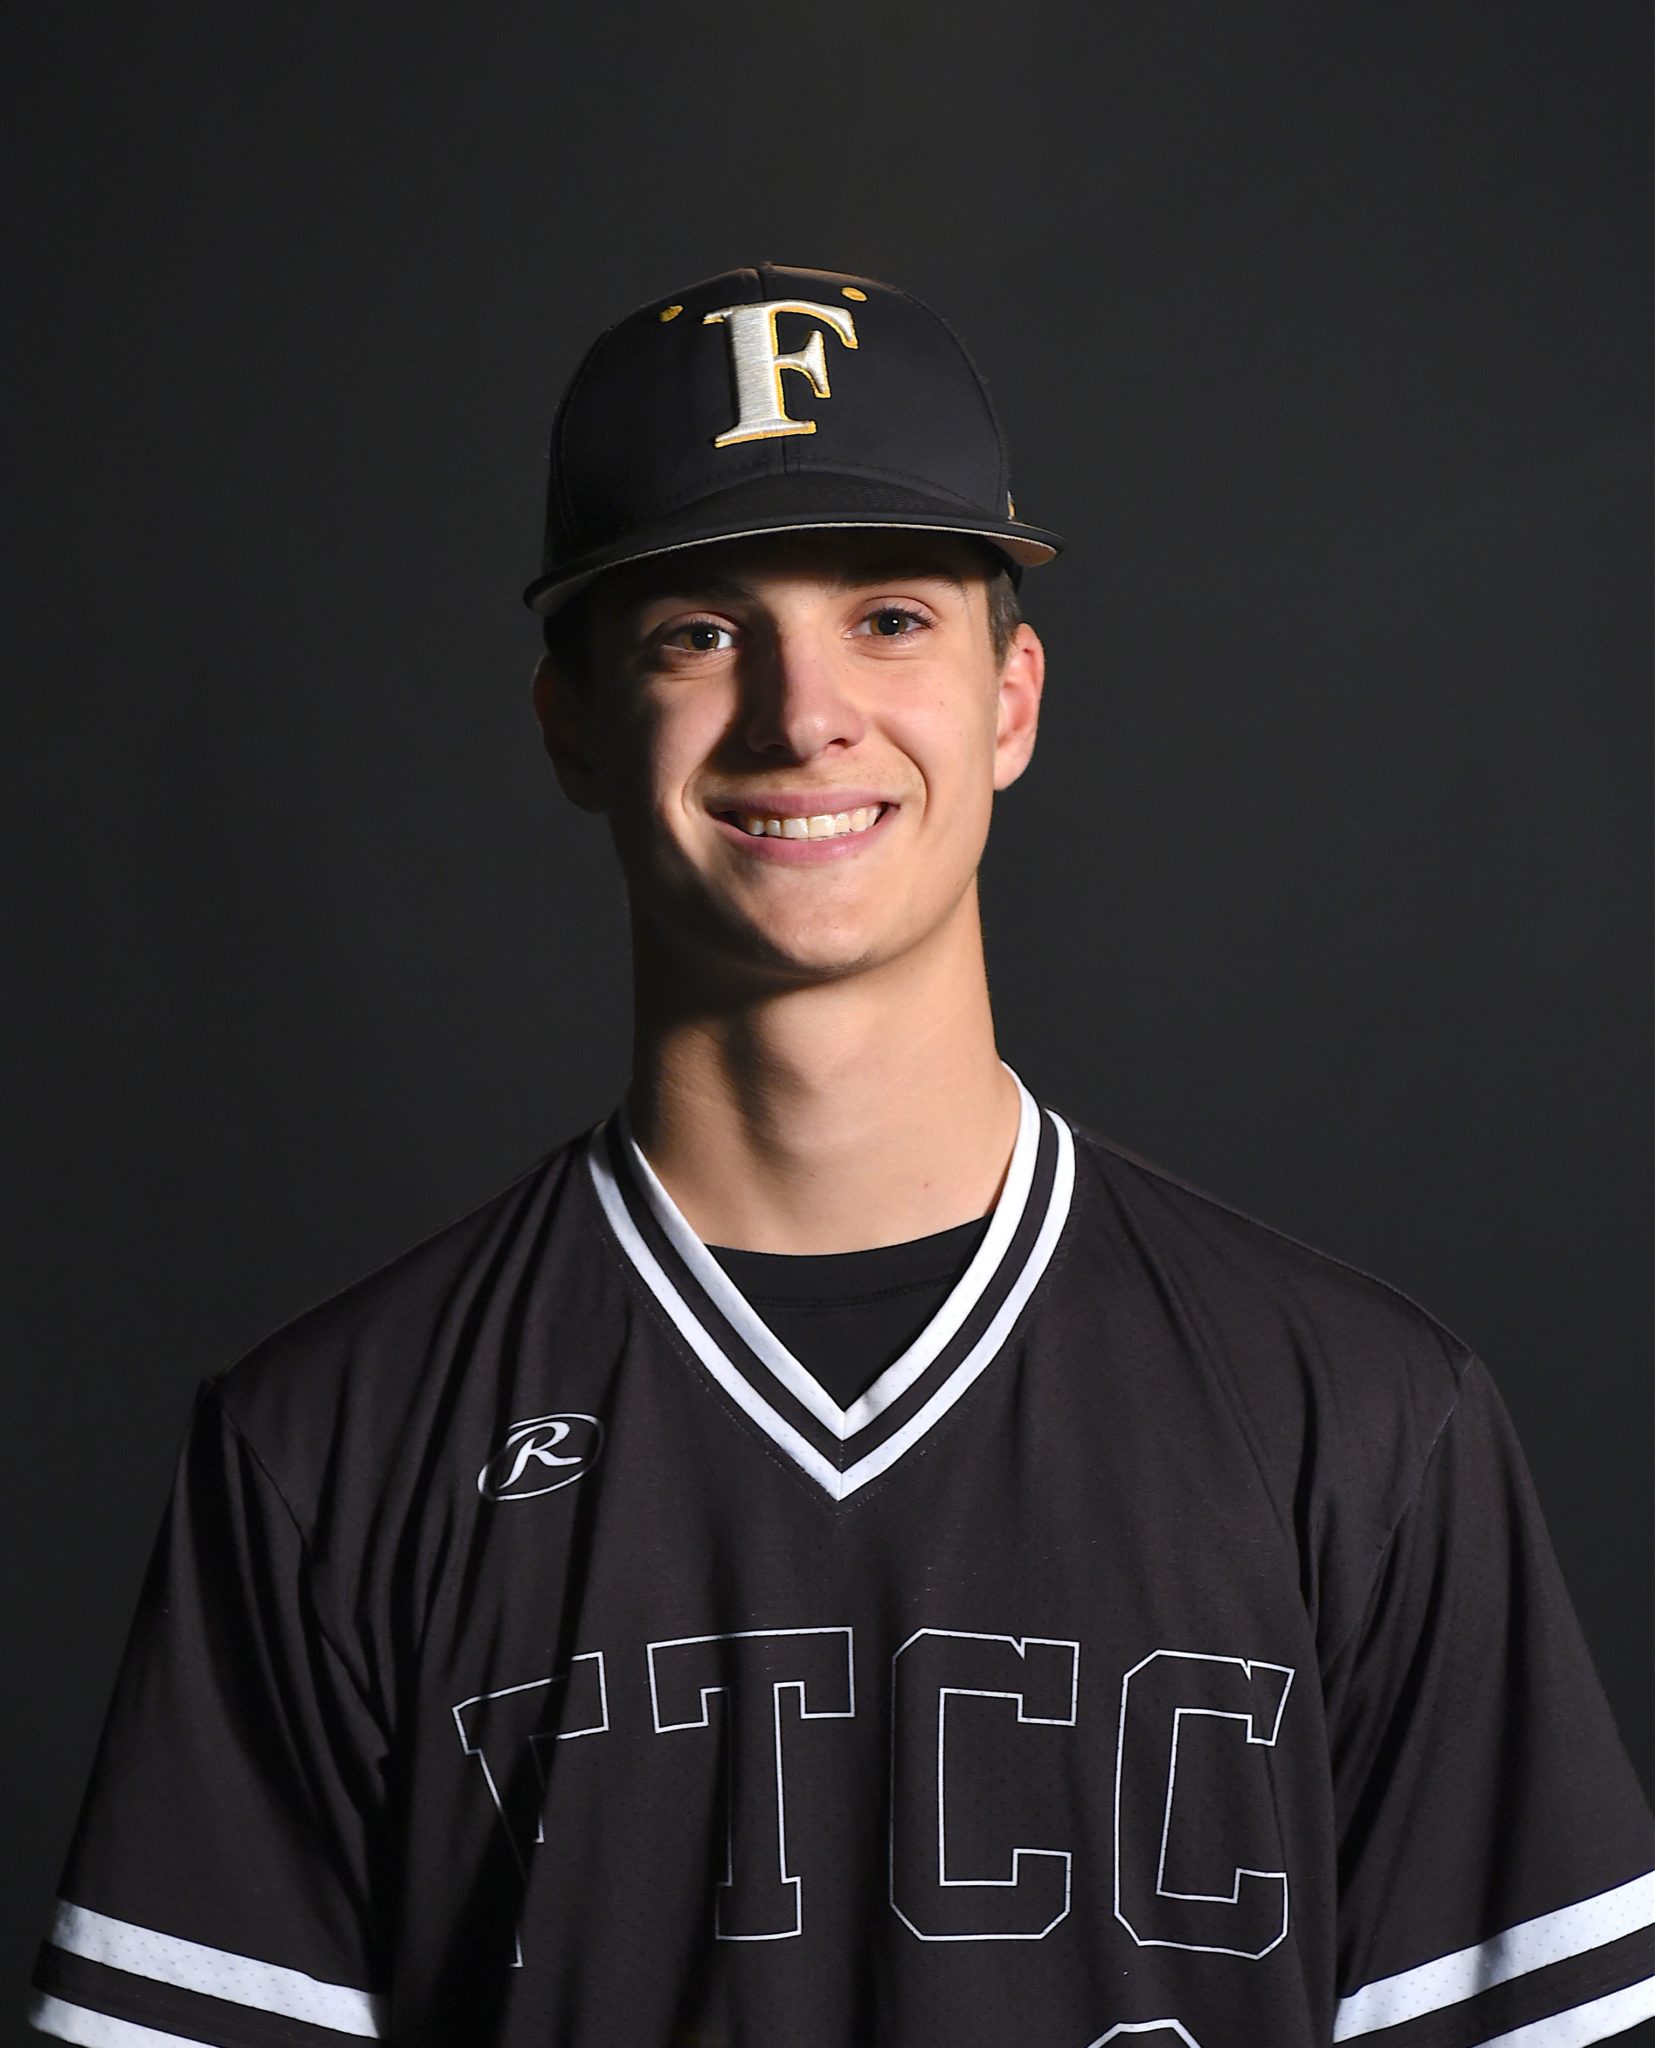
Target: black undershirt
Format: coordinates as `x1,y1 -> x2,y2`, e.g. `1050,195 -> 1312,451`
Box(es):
707,1215 -> 992,1409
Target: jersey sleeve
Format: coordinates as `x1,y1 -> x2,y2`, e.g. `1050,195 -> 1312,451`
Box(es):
29,1381 -> 391,2048
1324,1353 -> 1654,2048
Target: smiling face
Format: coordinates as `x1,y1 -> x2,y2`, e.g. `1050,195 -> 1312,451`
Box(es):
533,529 -> 1045,999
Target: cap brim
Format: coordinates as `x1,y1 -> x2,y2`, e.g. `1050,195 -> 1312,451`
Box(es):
522,474 -> 1064,618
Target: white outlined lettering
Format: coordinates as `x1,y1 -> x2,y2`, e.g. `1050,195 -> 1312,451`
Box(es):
891,1629 -> 1079,1941
648,1627 -> 856,1940
1114,1650 -> 1293,1958
452,1654 -> 609,1965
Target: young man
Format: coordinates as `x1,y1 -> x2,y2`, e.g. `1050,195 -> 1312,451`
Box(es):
30,264 -> 1654,2047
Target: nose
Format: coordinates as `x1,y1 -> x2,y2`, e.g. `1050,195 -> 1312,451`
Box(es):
740,622 -> 867,762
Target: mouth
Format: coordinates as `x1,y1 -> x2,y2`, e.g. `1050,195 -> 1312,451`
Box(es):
719,803 -> 889,842
705,795 -> 899,863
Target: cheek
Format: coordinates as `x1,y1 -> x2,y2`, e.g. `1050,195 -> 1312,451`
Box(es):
905,689 -> 1001,812
603,695 -> 725,849
939,694 -> 1003,860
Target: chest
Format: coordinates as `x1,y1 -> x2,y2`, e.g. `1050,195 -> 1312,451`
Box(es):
385,1311 -> 1329,2022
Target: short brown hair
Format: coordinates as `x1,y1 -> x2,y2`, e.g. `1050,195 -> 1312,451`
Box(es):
541,547 -> 1024,689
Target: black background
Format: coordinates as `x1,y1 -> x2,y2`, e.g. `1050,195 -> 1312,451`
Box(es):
6,2 -> 1651,2037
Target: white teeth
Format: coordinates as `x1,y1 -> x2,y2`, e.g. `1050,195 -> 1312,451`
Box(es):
733,805 -> 884,840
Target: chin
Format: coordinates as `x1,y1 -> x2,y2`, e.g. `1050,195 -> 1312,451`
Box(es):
730,924 -> 892,987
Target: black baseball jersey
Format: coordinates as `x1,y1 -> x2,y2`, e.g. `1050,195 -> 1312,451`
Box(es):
30,1075 -> 1655,2047
707,1215 -> 993,1405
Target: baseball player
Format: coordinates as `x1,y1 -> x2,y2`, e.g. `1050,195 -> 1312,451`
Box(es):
29,264 -> 1655,2048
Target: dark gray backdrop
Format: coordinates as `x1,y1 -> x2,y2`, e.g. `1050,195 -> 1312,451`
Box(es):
6,2 -> 1651,2035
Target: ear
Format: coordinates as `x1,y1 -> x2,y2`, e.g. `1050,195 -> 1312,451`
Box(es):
991,623 -> 1046,791
532,653 -> 607,813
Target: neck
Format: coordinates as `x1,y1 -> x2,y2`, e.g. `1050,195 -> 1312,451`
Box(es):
626,892 -> 1020,1253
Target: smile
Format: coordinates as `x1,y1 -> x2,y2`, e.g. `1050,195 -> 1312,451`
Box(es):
729,806 -> 886,841
706,796 -> 899,864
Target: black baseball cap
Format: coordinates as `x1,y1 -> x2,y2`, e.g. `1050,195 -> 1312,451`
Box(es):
522,262 -> 1065,618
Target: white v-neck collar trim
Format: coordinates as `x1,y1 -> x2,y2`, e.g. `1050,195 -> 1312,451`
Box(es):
617,1075 -> 1041,1438
588,1067 -> 1075,1501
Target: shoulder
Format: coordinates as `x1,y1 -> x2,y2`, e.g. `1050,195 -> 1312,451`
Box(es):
1060,1113 -> 1473,1385
208,1128 -> 602,1520
1065,1114 -> 1466,1351
1052,1111 -> 1479,1621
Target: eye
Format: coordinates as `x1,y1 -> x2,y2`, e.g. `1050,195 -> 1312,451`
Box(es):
856,604 -> 930,640
660,617 -> 735,654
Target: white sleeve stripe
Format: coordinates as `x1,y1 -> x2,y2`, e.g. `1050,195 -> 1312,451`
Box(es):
47,1901 -> 385,2037
1333,1871 -> 1655,2039
29,1992 -> 218,2048
1469,1973 -> 1655,2048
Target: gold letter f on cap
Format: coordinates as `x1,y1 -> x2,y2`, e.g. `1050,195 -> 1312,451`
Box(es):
701,299 -> 860,448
